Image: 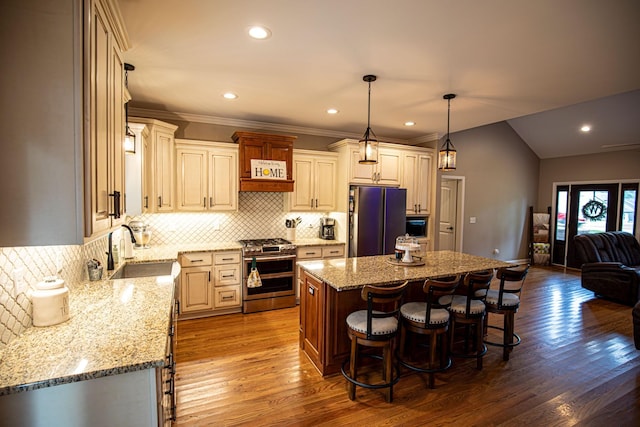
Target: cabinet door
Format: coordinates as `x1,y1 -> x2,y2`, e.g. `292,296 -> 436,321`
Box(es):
291,156 -> 314,210
268,141 -> 293,180
402,153 -> 418,214
88,1 -> 112,236
155,130 -> 175,211
176,148 -> 207,211
111,46 -> 126,226
415,154 -> 432,214
376,148 -> 401,185
302,271 -> 324,367
238,137 -> 265,179
209,151 -> 237,211
180,267 -> 213,312
315,158 -> 337,211
349,148 -> 375,184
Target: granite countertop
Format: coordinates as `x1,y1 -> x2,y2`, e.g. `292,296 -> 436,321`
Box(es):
0,274 -> 176,396
129,241 -> 243,262
298,250 -> 515,291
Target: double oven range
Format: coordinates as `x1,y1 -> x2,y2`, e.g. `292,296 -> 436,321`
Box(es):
239,238 -> 297,313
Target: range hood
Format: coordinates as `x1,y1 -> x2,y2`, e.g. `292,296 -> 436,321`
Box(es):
233,131 -> 296,192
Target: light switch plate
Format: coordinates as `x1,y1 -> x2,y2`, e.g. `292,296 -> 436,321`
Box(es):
470,216 -> 477,224
12,268 -> 26,297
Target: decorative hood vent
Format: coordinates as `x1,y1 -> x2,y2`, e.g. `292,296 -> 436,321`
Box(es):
233,131 -> 296,192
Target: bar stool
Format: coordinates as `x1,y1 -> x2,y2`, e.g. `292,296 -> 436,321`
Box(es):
397,275 -> 461,389
479,264 -> 530,361
440,270 -> 494,370
341,280 -> 409,403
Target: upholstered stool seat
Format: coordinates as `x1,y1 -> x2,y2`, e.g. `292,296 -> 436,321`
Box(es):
342,281 -> 409,402
398,275 -> 460,389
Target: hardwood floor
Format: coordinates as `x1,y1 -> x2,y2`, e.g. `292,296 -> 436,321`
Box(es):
174,267 -> 640,426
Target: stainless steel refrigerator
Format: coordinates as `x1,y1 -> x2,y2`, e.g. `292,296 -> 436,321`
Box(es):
349,186 -> 407,257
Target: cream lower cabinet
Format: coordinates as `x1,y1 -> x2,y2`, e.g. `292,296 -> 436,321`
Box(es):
296,244 -> 345,302
179,251 -> 241,318
402,151 -> 433,215
288,150 -> 338,212
175,140 -> 238,212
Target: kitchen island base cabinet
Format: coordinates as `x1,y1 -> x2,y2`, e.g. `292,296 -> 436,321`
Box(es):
0,369 -> 164,427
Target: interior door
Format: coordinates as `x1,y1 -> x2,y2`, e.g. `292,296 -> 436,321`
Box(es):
565,184 -> 619,268
439,179 -> 458,251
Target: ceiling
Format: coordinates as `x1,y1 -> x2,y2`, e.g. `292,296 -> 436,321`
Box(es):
118,0 -> 640,159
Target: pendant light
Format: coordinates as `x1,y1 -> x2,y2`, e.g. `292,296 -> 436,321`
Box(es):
438,93 -> 457,171
359,74 -> 379,164
124,63 -> 136,154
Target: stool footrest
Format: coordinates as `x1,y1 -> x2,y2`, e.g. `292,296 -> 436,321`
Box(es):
397,354 -> 452,374
484,325 -> 521,348
341,353 -> 401,391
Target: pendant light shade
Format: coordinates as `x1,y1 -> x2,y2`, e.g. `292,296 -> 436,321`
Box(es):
359,75 -> 378,164
438,93 -> 457,171
124,63 -> 136,154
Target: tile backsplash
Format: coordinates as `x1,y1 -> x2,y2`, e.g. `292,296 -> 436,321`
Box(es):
0,192 -> 335,350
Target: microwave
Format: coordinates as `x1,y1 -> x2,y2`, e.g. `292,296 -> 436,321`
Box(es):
406,217 -> 427,237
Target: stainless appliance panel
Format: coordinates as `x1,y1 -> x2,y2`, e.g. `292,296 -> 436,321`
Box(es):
349,186 -> 407,257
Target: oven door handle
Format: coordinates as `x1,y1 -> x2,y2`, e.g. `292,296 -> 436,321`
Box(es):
245,254 -> 297,262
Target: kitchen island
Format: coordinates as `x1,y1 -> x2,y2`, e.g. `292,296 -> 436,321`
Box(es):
297,251 -> 514,376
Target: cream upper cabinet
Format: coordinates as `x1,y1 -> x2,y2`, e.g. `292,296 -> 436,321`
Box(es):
85,0 -> 129,239
176,139 -> 238,212
329,140 -> 401,186
349,147 -> 401,185
130,118 -> 178,213
288,150 -> 338,212
402,151 -> 433,215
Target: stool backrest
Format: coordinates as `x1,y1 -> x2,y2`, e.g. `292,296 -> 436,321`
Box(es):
360,281 -> 409,339
462,270 -> 494,317
494,264 -> 530,308
423,274 -> 461,312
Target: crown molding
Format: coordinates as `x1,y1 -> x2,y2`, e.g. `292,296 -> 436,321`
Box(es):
128,107 -> 436,145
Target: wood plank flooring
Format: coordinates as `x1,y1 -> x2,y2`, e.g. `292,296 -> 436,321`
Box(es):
174,267 -> 640,426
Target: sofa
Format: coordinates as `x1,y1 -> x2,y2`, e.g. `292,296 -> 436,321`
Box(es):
573,231 -> 640,306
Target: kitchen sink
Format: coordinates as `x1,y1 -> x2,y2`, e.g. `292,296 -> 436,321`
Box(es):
109,261 -> 176,279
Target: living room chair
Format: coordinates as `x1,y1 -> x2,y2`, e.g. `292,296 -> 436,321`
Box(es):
341,280 -> 409,402
479,264 -> 530,361
440,270 -> 494,370
397,275 -> 461,389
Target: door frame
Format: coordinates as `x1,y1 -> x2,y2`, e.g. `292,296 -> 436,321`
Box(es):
439,176 -> 465,251
551,179 -> 640,268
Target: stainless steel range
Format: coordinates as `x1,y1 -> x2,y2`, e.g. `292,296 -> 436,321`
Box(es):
239,238 -> 297,313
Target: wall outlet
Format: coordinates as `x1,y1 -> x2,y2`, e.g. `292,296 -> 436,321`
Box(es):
493,248 -> 500,255
12,268 -> 26,297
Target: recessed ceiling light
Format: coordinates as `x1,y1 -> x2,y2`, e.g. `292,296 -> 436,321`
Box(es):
248,26 -> 271,40
327,108 -> 339,114
581,125 -> 591,132
223,92 -> 238,100
404,121 -> 416,126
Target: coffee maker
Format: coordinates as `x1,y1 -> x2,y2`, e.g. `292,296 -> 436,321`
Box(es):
319,217 -> 336,240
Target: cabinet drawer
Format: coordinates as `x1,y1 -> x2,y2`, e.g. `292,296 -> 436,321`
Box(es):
214,285 -> 241,308
214,252 -> 241,265
322,245 -> 345,258
180,252 -> 212,267
297,246 -> 322,260
214,264 -> 240,286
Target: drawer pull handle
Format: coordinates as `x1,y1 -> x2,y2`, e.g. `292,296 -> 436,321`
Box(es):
222,295 -> 234,301
222,274 -> 234,279
221,258 -> 234,261
190,259 -> 204,263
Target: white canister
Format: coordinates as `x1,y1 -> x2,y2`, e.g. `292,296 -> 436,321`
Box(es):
32,279 -> 70,327
286,228 -> 296,242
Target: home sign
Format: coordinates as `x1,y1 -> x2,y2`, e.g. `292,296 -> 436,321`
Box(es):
250,159 -> 287,180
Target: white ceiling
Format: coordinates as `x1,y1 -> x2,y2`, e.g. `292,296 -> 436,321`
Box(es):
118,0 -> 640,159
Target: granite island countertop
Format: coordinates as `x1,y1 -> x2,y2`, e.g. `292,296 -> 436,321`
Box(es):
298,250 -> 516,291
